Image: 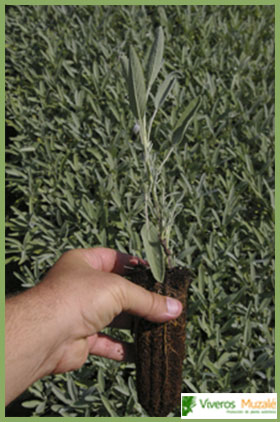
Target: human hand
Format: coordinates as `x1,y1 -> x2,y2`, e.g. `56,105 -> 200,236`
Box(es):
41,248 -> 182,374
6,247 -> 182,404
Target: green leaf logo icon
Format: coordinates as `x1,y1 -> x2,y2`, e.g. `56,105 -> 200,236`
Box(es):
182,396 -> 197,416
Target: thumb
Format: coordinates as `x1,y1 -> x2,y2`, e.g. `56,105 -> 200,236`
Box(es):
119,278 -> 183,323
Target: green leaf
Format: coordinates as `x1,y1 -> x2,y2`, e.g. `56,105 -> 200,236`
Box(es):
172,96 -> 201,145
114,385 -> 130,396
141,222 -> 165,283
66,373 -> 78,401
97,368 -> 105,393
22,400 -> 42,408
146,26 -> 164,91
128,376 -> 138,402
216,352 -> 232,369
120,53 -> 129,81
101,394 -> 118,417
128,46 -> 146,121
154,73 -> 176,109
51,385 -> 72,404
204,357 -> 220,376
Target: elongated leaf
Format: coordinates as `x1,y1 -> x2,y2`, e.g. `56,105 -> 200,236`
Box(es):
128,46 -> 146,120
101,394 -> 118,417
154,73 -> 176,109
172,96 -> 201,145
120,54 -> 129,81
97,368 -> 105,393
146,26 -> 164,91
67,373 -> 78,401
141,222 -> 165,283
51,385 -> 72,405
22,400 -> 42,409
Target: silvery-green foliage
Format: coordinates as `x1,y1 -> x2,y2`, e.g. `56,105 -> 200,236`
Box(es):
124,25 -> 200,282
128,46 -> 146,122
172,97 -> 201,145
141,222 -> 165,283
146,26 -> 164,94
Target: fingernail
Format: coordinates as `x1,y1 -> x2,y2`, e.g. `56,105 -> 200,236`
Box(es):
167,298 -> 181,316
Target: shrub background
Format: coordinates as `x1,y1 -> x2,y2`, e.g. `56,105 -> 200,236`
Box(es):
6,5 -> 274,417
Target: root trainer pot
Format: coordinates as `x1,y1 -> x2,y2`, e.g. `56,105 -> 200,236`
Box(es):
131,267 -> 191,417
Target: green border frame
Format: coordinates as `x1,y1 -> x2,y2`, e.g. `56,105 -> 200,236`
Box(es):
1,1 -> 278,421
1,0 -> 277,4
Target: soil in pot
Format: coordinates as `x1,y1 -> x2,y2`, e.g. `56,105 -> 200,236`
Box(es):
130,267 -> 191,417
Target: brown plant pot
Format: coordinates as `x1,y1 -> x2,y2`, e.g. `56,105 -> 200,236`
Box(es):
130,267 -> 191,417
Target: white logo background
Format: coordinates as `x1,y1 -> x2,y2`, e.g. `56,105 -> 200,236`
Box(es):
181,393 -> 277,419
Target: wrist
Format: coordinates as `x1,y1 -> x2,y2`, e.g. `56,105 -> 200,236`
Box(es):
5,283 -> 66,404
30,282 -> 72,376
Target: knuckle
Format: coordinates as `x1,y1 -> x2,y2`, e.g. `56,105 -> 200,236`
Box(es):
108,275 -> 128,313
61,249 -> 80,261
146,291 -> 163,319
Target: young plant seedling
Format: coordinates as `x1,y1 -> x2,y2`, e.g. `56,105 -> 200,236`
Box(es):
121,27 -> 200,417
121,26 -> 200,283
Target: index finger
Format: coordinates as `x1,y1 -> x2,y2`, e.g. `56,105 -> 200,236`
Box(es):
79,247 -> 147,275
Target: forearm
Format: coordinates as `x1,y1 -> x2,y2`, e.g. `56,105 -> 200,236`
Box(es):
5,283 -> 64,405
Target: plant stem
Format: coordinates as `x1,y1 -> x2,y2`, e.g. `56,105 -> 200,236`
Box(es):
161,238 -> 172,269
143,135 -> 161,227
140,114 -> 170,266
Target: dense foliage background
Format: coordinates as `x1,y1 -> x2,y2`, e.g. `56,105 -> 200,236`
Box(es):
6,5 -> 274,417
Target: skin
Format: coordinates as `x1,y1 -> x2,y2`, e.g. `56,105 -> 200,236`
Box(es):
5,247 -> 182,406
